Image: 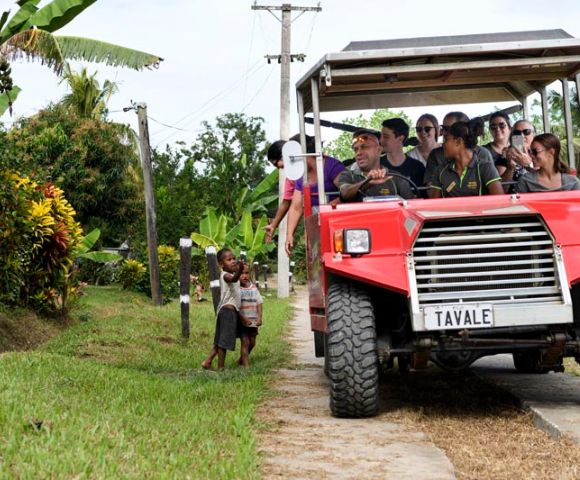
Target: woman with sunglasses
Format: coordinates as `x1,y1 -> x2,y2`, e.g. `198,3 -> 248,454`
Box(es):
483,112 -> 511,175
502,119 -> 536,190
431,119 -> 504,198
407,113 -> 440,166
517,133 -> 580,192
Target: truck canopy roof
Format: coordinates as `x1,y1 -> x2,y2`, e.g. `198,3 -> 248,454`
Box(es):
296,29 -> 580,113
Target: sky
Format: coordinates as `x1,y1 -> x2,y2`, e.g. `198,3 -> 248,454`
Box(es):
3,0 -> 580,150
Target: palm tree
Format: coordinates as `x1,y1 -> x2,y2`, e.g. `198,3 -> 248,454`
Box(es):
59,65 -> 117,119
0,0 -> 163,115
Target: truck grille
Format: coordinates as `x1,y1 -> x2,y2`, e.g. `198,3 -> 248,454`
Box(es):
412,216 -> 563,306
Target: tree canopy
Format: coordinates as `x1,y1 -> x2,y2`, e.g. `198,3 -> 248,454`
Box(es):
3,104 -> 142,244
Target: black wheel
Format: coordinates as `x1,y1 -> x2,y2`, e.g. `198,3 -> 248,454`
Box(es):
326,282 -> 378,418
513,351 -> 550,374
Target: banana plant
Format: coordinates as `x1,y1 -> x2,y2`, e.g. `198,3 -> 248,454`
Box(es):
73,228 -> 121,263
237,211 -> 275,262
0,0 -> 163,115
233,168 -> 279,222
190,207 -> 229,250
191,209 -> 274,263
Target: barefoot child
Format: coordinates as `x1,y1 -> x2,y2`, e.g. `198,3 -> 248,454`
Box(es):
202,248 -> 247,370
237,263 -> 263,367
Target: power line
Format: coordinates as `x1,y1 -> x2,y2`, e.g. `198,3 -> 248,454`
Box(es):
241,67 -> 275,112
147,115 -> 188,131
243,10 -> 258,107
153,61 -> 267,146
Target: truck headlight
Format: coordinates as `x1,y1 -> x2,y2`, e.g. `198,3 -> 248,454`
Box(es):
344,229 -> 371,255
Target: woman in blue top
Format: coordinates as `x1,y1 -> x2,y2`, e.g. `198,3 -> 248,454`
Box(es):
285,134 -> 345,255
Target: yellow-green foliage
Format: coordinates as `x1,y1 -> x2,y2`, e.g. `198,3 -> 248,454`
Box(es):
158,245 -> 180,299
117,259 -> 146,290
0,171 -> 82,314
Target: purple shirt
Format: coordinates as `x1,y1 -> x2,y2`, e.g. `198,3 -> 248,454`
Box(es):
295,156 -> 345,206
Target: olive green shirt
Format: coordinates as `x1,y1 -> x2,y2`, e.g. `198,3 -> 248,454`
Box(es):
338,167 -> 415,202
424,145 -> 493,185
431,157 -> 501,197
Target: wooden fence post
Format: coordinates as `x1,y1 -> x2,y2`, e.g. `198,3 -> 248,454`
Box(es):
262,264 -> 269,292
179,237 -> 192,339
289,260 -> 295,293
253,261 -> 260,290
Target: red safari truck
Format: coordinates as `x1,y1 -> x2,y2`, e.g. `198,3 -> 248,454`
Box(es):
293,30 -> 580,417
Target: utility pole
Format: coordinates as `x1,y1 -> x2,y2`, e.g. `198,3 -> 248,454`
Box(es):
136,103 -> 162,306
252,2 -> 321,298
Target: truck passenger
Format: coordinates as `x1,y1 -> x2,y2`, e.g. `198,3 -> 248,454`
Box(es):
338,129 -> 415,202
502,119 -> 537,188
285,134 -> 345,255
430,119 -> 504,198
380,118 -> 425,188
424,111 -> 493,196
407,113 -> 441,166
483,112 -> 512,175
264,140 -> 295,243
517,133 -> 580,192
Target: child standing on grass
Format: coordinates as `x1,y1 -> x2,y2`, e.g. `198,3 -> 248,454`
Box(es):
237,263 -> 263,367
202,248 -> 249,371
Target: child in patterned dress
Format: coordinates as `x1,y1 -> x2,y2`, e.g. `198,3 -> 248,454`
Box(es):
237,263 -> 263,367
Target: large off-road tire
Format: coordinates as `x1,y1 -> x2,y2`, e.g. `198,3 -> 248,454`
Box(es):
327,282 -> 378,418
513,351 -> 550,374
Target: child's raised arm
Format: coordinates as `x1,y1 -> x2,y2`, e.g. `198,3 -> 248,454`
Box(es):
223,260 -> 244,283
256,303 -> 263,327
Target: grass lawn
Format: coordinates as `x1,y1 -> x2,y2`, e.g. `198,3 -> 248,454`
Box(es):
0,286 -> 291,479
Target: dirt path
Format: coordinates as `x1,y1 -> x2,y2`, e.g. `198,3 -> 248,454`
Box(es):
257,289 -> 455,479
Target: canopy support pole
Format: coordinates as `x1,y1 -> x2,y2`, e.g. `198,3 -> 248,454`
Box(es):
539,87 -> 551,133
311,76 -> 326,205
561,78 -> 576,170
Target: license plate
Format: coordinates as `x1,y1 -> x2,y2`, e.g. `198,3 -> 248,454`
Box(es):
424,303 -> 494,330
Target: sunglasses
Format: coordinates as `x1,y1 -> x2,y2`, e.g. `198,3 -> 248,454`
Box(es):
352,134 -> 379,146
415,126 -> 434,133
512,128 -> 533,136
490,123 -> 508,131
530,148 -> 545,157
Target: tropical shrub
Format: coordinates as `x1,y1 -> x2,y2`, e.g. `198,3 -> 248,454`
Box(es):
117,259 -> 146,290
0,171 -> 82,315
132,245 -> 180,303
158,245 -> 180,299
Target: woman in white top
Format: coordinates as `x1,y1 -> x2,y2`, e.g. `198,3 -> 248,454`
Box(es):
407,113 -> 440,166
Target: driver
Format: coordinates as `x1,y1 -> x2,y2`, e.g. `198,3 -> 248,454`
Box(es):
338,129 -> 415,202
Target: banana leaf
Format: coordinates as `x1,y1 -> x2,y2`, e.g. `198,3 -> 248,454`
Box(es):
27,0 -> 97,33
0,0 -> 41,43
239,211 -> 253,249
78,251 -> 121,262
73,227 -> 100,256
190,233 -> 218,249
248,169 -> 279,202
0,86 -> 21,116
